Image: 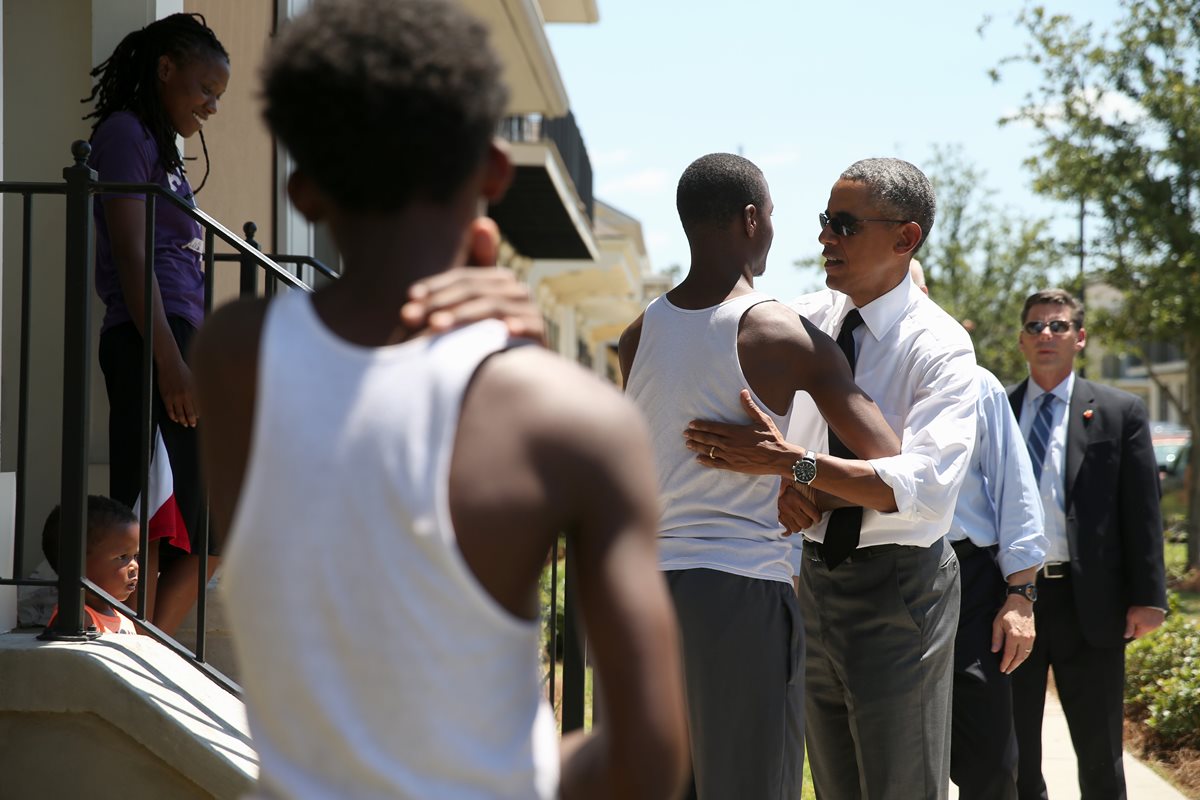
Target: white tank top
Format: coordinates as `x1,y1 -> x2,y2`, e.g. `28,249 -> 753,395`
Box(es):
625,292 -> 793,584
221,291 -> 558,800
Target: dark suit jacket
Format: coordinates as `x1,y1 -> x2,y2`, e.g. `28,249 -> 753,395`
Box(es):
1009,375 -> 1167,648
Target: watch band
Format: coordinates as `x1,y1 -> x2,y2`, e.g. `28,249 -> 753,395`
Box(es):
1006,583 -> 1038,602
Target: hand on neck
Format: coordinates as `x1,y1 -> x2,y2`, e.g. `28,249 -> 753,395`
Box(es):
314,202 -> 478,347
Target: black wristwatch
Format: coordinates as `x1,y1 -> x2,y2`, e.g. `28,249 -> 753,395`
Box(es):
1007,583 -> 1038,602
791,452 -> 817,485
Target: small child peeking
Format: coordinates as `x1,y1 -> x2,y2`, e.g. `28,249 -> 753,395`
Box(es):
43,495 -> 140,635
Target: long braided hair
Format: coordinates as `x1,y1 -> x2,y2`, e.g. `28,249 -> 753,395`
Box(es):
82,13 -> 228,194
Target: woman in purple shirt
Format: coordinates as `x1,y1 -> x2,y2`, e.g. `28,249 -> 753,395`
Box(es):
84,14 -> 230,635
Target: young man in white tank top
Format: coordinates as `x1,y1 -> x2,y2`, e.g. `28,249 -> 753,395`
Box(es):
191,2 -> 688,798
619,153 -> 903,799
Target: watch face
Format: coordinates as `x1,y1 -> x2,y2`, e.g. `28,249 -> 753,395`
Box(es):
793,459 -> 817,484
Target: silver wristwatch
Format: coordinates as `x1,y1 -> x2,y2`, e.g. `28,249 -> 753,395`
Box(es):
791,452 -> 817,485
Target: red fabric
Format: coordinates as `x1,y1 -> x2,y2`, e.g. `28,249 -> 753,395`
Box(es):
149,486 -> 190,552
135,428 -> 190,553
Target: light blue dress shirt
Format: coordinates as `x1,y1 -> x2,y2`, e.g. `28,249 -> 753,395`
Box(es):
949,367 -> 1047,578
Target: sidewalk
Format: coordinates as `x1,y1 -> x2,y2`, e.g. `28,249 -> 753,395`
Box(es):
949,690 -> 1187,799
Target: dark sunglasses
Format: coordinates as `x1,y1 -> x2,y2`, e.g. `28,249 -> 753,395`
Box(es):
819,211 -> 910,237
1022,320 -> 1075,335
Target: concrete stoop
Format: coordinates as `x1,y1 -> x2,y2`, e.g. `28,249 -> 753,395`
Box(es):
0,632 -> 258,799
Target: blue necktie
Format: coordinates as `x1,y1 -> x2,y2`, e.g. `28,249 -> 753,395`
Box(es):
1026,393 -> 1057,485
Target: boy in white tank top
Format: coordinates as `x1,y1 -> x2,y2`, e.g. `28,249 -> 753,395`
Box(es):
191,2 -> 688,798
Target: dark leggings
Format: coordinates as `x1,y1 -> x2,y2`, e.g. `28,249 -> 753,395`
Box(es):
98,316 -> 211,556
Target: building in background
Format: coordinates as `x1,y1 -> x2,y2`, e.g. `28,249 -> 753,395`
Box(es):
1085,282 -> 1189,426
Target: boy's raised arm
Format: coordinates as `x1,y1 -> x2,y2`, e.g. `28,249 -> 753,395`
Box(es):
523,354 -> 689,800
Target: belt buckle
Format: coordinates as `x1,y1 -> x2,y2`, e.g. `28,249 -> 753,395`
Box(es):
1042,562 -> 1068,579
802,538 -> 822,562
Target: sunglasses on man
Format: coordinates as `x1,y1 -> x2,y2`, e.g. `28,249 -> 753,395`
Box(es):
1022,320 -> 1075,335
819,211 -> 910,238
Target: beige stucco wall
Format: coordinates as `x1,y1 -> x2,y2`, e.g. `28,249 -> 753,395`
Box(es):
185,0 -> 277,308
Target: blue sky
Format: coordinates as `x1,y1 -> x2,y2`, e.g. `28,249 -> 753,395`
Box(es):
547,0 -> 1123,301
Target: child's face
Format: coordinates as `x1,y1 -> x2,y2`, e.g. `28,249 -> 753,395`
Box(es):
86,523 -> 140,603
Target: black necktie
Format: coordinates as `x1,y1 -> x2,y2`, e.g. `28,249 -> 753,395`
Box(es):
822,309 -> 864,569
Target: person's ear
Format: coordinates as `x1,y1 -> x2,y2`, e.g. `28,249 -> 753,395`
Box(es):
743,204 -> 759,238
1075,326 -> 1087,352
158,54 -> 175,84
286,171 -> 327,223
481,139 -> 515,204
893,221 -> 923,256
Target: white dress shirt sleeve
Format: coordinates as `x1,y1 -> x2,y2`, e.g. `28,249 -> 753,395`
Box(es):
867,343 -> 978,523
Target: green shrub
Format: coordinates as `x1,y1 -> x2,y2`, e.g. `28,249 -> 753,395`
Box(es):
1164,541 -> 1192,582
1144,666 -> 1200,745
1125,591 -> 1200,749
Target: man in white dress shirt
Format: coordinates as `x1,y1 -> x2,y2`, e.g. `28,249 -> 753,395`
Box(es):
685,158 -> 978,799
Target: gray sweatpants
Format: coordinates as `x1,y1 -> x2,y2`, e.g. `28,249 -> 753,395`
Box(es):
665,568 -> 805,800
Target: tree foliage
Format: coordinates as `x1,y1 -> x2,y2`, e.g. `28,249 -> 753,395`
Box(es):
918,145 -> 1062,386
994,0 -> 1200,565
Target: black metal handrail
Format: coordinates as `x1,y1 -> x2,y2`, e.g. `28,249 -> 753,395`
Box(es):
213,249 -> 340,282
0,141 -> 588,730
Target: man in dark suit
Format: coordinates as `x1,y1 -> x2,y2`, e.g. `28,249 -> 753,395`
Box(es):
1008,288 -> 1167,800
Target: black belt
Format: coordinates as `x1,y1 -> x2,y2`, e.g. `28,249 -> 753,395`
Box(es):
950,538 -> 980,559
803,538 -> 909,564
1039,561 -> 1070,579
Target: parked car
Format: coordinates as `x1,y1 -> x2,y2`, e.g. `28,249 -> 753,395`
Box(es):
1153,422 -> 1190,475
1153,422 -> 1191,528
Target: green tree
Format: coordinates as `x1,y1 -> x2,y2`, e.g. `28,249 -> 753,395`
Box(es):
993,0 -> 1200,567
918,145 -> 1063,385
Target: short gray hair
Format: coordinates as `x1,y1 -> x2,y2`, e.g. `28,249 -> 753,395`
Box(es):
840,158 -> 935,252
